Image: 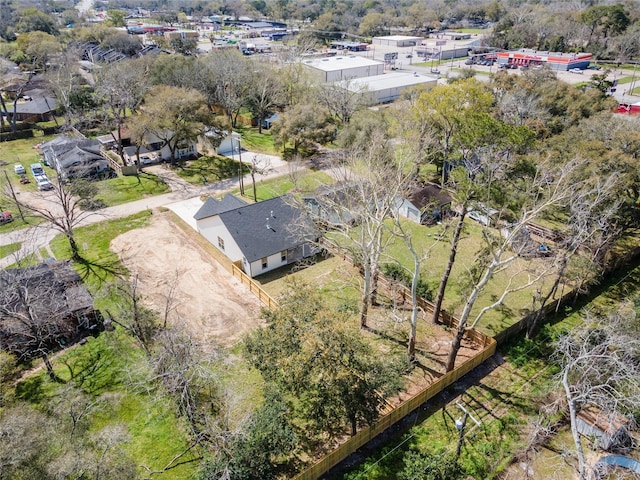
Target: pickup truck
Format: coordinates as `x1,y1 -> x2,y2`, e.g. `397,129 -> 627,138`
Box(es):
34,174 -> 53,191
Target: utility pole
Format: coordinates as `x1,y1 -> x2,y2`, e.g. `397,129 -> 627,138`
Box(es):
454,401 -> 481,457
4,170 -> 25,222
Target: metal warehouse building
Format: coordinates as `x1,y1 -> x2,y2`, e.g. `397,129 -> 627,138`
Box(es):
372,35 -> 423,47
303,56 -> 385,83
347,71 -> 438,103
496,49 -> 593,70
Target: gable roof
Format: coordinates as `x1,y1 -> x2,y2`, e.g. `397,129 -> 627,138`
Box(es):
407,183 -> 453,209
217,196 -> 318,262
11,97 -> 58,115
194,194 -> 248,220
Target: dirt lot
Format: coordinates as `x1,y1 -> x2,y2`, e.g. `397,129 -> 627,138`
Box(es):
110,212 -> 263,347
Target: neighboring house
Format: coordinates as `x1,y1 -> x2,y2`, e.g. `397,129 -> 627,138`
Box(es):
4,96 -> 58,122
124,132 -> 197,165
396,183 -> 453,224
302,182 -> 361,227
216,131 -> 242,156
0,260 -> 104,360
194,194 -> 319,278
40,136 -> 111,180
576,404 -> 635,452
262,113 -> 280,130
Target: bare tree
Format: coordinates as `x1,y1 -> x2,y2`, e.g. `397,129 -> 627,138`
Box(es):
151,327 -> 223,436
0,262 -> 90,379
248,155 -> 272,202
94,57 -> 151,158
527,173 -> 622,337
3,177 -> 96,260
315,79 -> 373,126
445,160 -> 575,371
317,124 -> 414,328
102,275 -> 158,356
554,312 -> 640,479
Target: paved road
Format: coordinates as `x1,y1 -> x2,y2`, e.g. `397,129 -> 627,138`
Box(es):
0,158 -> 304,268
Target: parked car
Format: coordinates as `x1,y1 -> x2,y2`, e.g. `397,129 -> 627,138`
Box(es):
34,174 -> 53,191
14,164 -> 25,175
0,211 -> 13,225
30,162 -> 44,176
569,68 -> 583,74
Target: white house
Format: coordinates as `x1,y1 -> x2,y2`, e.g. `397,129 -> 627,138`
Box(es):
194,194 -> 319,278
395,183 -> 453,224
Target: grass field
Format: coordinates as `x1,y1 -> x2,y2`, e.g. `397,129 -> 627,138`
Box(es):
94,173 -> 169,206
336,254 -> 640,480
229,169 -> 335,202
0,241 -> 21,259
234,124 -> 278,155
174,155 -> 248,185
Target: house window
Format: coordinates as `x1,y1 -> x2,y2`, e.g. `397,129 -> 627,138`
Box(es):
261,257 -> 268,269
281,250 -> 287,262
217,236 -> 225,250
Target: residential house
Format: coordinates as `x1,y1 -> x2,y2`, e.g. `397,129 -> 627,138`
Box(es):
576,404 -> 635,452
396,183 -> 453,224
40,136 -> 111,180
4,96 -> 58,123
194,194 -> 319,278
123,131 -> 197,165
0,260 -> 104,360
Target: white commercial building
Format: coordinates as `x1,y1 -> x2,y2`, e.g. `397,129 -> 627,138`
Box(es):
347,71 -> 438,103
303,55 -> 385,83
372,35 -> 423,47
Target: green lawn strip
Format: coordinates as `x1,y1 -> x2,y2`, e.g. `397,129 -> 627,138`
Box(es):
14,330 -> 199,479
234,125 -> 278,155
0,241 -> 21,259
94,173 -> 169,206
3,252 -> 38,268
174,155 -> 247,185
229,170 -> 335,202
614,76 -> 635,85
49,211 -> 152,295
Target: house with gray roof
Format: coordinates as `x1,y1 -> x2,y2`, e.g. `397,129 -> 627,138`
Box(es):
194,195 -> 319,277
41,136 -> 110,180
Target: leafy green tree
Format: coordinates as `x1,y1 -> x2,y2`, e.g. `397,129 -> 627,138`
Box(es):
244,283 -> 405,437
170,37 -> 198,56
105,9 -> 126,27
271,103 -> 335,155
398,448 -> 462,480
15,7 -> 58,35
410,78 -> 494,186
202,387 -> 297,480
133,86 -> 213,164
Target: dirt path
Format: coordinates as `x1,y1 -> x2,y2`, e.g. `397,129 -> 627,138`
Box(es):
110,212 -> 263,347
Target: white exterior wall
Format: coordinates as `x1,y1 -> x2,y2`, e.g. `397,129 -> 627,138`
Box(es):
159,141 -> 196,161
196,216 -> 244,263
246,250 -> 288,278
396,199 -> 421,223
325,64 -> 384,82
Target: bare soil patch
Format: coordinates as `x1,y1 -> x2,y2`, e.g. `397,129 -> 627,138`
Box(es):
110,212 -> 263,347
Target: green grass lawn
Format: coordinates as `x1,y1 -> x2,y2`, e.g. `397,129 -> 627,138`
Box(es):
174,155 -> 248,185
94,173 -> 169,206
234,124 -> 278,155
22,211 -> 200,478
229,170 -> 335,202
0,241 -> 21,259
49,210 -> 152,295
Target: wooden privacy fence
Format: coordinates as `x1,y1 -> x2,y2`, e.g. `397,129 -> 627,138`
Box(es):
230,263 -> 278,309
291,338 -> 497,480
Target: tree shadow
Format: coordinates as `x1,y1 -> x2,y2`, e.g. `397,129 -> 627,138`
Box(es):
15,375 -> 46,403
74,256 -> 128,285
